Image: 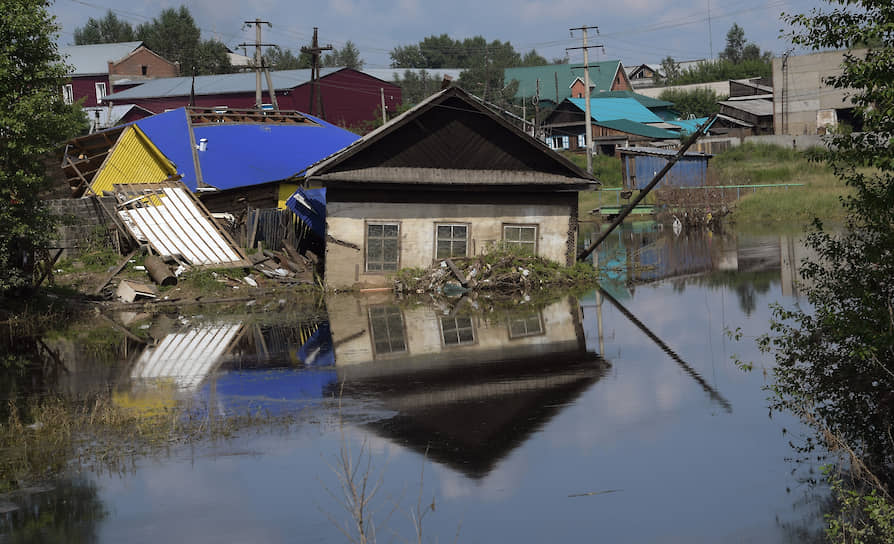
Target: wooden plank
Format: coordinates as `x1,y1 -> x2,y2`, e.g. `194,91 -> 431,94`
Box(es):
92,250 -> 137,295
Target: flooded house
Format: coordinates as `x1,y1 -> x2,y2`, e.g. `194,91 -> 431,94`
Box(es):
302,86 -> 598,289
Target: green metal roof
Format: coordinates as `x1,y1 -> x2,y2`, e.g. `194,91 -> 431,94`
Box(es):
593,119 -> 680,139
504,61 -> 622,103
591,90 -> 674,109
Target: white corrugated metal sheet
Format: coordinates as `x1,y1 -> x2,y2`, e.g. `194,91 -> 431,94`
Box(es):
117,185 -> 247,266
131,323 -> 243,390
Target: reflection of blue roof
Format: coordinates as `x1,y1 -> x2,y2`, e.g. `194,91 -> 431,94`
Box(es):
134,109 -> 198,190
200,368 -> 337,414
568,97 -> 664,123
131,107 -> 360,191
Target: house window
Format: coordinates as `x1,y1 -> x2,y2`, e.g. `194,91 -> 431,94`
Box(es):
141,65 -> 148,76
366,222 -> 399,272
551,135 -> 570,150
62,84 -> 73,105
577,134 -> 586,148
508,313 -> 544,339
95,82 -> 107,102
369,306 -> 406,355
440,316 -> 475,346
502,224 -> 538,254
435,224 -> 468,260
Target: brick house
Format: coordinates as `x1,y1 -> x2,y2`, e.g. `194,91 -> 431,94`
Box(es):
59,41 -> 179,108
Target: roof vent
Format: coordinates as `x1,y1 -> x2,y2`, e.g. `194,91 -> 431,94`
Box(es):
197,138 -> 208,152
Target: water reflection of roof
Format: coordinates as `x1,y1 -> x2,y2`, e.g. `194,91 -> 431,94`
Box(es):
336,351 -> 607,479
130,323 -> 244,390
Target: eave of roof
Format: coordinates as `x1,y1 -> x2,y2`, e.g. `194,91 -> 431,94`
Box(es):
594,119 -> 680,139
306,86 -> 597,186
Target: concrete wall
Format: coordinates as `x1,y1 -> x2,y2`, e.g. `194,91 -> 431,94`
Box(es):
326,293 -> 581,368
773,49 -> 865,135
325,197 -> 577,289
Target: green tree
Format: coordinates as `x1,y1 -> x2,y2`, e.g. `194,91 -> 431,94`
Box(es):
521,49 -> 548,66
721,23 -> 746,63
658,88 -> 723,117
323,41 -> 364,70
266,46 -> 311,70
73,9 -> 135,44
0,0 -> 88,291
763,0 -> 894,540
657,56 -> 680,84
136,6 -> 231,75
392,69 -> 445,104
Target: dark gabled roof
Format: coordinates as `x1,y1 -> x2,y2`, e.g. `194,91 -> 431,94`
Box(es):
594,119 -> 681,139
306,86 -> 598,190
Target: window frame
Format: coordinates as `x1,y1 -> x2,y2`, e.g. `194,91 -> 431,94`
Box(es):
433,222 -> 470,261
368,305 -> 408,358
364,220 -> 401,273
439,315 -> 477,348
62,84 -> 73,105
94,82 -> 107,102
501,223 -> 539,255
507,312 -> 545,340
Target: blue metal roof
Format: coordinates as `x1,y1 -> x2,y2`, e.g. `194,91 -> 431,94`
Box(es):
193,120 -> 359,190
128,107 -> 360,191
133,108 -> 200,190
568,97 -> 664,123
665,117 -> 714,135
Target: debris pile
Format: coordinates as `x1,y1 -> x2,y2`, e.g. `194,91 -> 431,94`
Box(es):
394,251 -> 598,296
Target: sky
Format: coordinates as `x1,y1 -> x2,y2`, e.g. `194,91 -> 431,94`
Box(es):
51,0 -> 829,68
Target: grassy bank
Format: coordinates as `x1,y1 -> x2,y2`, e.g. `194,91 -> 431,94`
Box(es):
708,143 -> 850,224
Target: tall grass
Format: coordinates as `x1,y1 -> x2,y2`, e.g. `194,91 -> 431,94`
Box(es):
710,143 -> 850,224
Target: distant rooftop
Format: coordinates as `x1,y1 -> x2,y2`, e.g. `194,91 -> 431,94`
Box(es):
504,61 -> 623,103
60,41 -> 143,76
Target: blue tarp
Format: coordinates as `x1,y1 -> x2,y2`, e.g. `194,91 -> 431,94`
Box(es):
285,187 -> 327,238
199,368 -> 338,414
130,107 -> 360,192
193,122 -> 358,190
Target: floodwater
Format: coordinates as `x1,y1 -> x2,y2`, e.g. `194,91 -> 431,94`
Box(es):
1,222 -> 827,543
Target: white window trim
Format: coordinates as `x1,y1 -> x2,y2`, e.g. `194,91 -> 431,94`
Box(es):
95,82 -> 107,102
434,222 -> 470,260
62,84 -> 73,105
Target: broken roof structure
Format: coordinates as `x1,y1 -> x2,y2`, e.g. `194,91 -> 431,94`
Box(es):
61,107 -> 360,197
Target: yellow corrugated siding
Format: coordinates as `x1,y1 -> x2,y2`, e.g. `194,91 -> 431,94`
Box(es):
277,183 -> 298,209
90,126 -> 177,195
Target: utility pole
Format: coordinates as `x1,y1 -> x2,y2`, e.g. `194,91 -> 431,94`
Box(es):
301,28 -> 333,119
239,19 -> 276,110
568,26 -> 603,174
380,88 -> 386,125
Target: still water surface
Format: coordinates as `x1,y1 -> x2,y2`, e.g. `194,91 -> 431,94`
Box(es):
3,223 -> 826,543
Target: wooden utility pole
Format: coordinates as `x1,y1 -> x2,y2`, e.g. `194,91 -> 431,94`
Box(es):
239,19 -> 276,110
301,28 -> 333,119
568,25 -> 603,174
380,88 -> 386,125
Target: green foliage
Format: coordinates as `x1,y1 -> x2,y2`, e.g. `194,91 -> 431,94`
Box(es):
392,69 -> 445,104
0,0 -> 88,291
658,88 -> 724,118
764,0 -> 894,539
672,58 -> 772,85
826,471 -> 894,544
267,46 -> 311,70
73,9 -> 135,44
323,41 -> 364,70
136,6 -> 232,75
388,34 -> 543,104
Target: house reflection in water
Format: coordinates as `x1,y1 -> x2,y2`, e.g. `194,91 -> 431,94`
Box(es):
326,294 -> 609,479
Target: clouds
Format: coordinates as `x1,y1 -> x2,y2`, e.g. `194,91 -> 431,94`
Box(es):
51,0 -> 822,67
